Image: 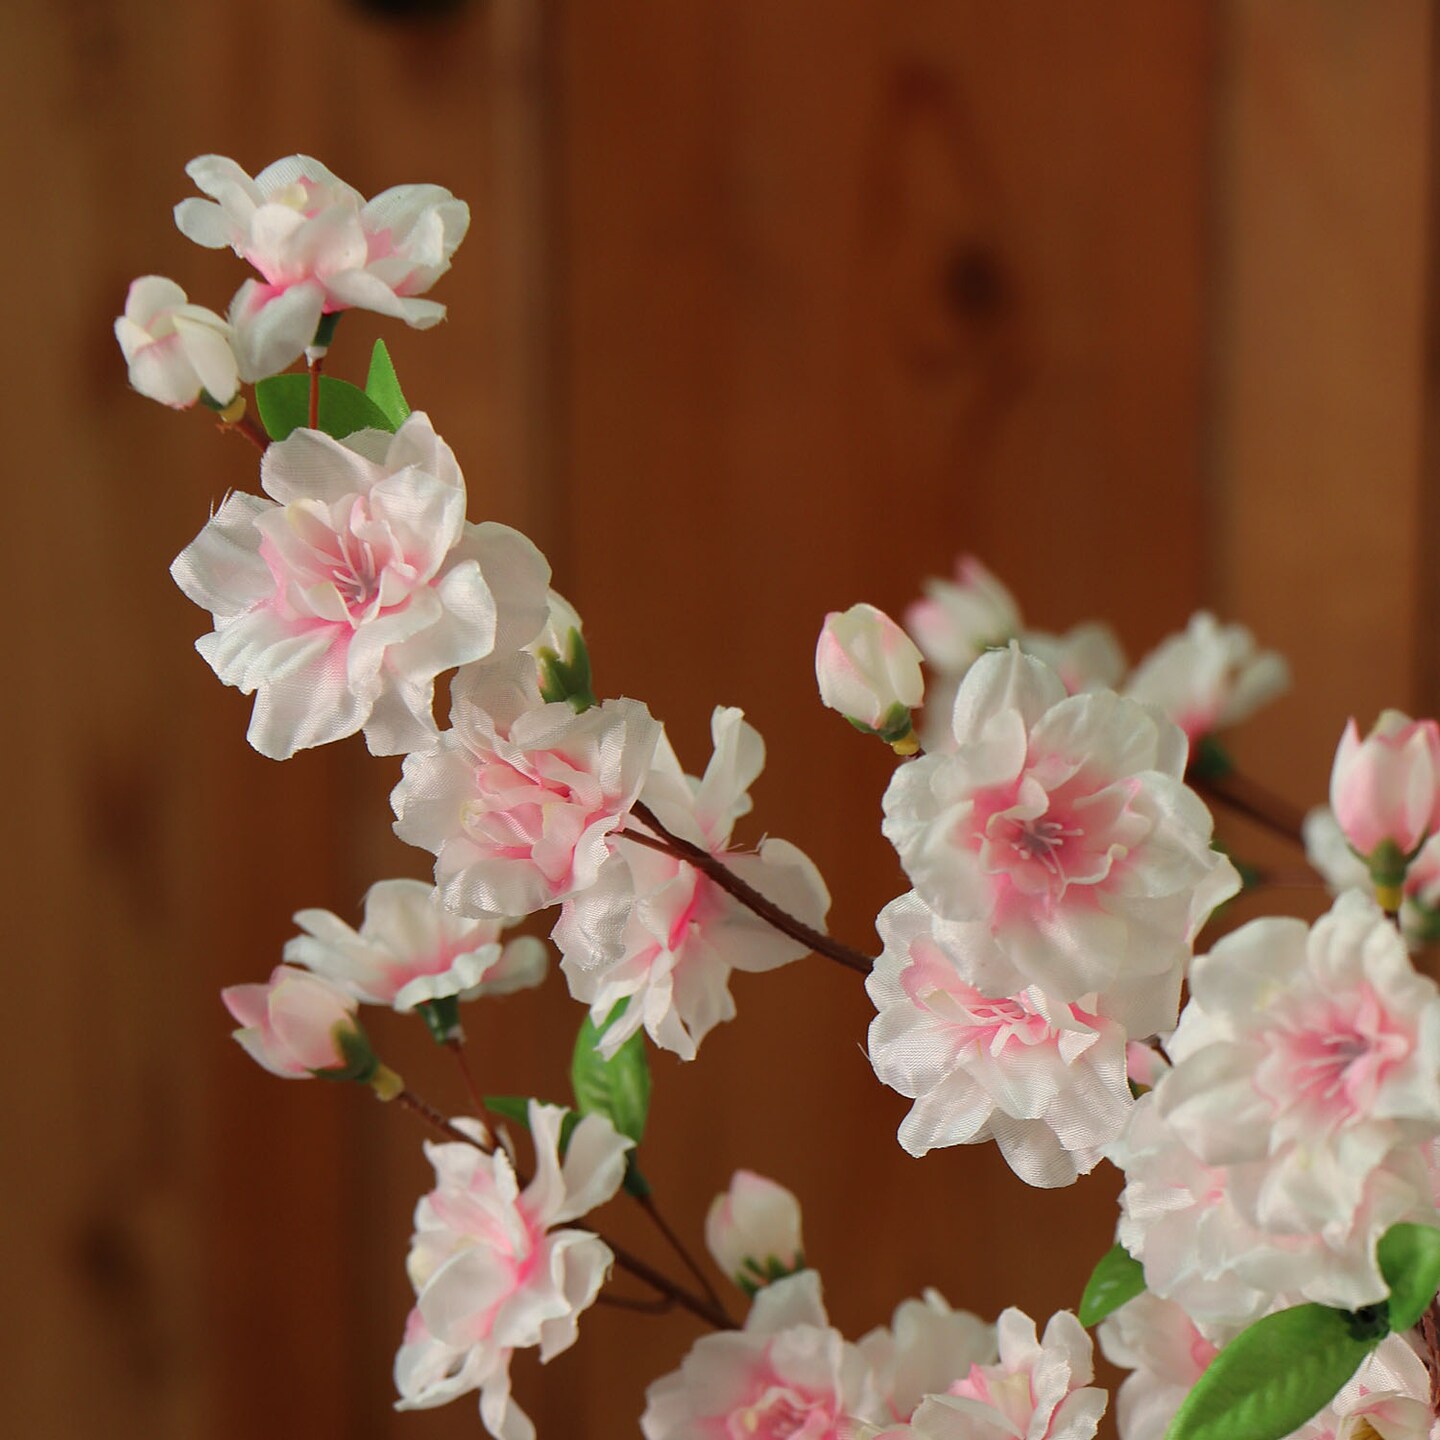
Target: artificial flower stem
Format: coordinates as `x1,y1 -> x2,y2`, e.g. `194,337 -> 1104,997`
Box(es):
634,1190 -> 727,1314
445,1036 -> 488,1118
1422,1297 -> 1440,1414
625,802 -> 873,976
595,1290 -> 677,1316
394,1087 -> 495,1153
307,351 -> 324,430
1191,767 -> 1307,847
599,1233 -> 737,1331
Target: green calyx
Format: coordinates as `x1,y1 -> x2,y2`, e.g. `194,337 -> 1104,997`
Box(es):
538,627 -> 597,712
312,1021 -> 381,1085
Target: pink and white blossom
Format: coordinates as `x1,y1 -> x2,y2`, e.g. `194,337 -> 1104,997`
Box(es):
553,707 -> 830,1059
171,412 -> 549,760
284,878 -> 547,1012
1123,612 -> 1289,744
1330,712 -> 1440,862
174,154 -> 470,380
1112,895 -> 1440,1326
905,557 -> 1021,676
222,964 -> 365,1079
640,1270 -> 884,1440
816,604 -> 925,740
1097,1293 -> 1231,1440
900,1309 -> 1106,1440
858,1290 -> 996,1425
867,892 -> 1133,1186
114,276 -> 239,408
882,645 -> 1238,1032
395,1103 -> 631,1440
392,657 -> 662,919
1292,1337 -> 1435,1440
1019,624 -> 1127,698
705,1171 -> 805,1291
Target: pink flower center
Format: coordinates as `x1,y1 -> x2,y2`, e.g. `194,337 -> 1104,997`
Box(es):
1257,986 -> 1411,1129
729,1389 -> 831,1440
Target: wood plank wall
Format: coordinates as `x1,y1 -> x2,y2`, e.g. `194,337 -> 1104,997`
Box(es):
2,2 -> 1433,1436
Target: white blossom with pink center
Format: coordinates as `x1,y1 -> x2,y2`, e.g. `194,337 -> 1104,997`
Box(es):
171,412 -> 549,760
1112,1089 -> 1440,1327
895,1309 -> 1106,1440
1330,712 -> 1440,862
1290,1336 -> 1435,1440
174,154 -> 470,380
1158,893 -> 1440,1234
866,893 -> 1132,1186
392,656 -> 663,919
1123,611 -> 1289,744
553,707 -> 830,1060
1097,1293 -> 1233,1440
857,1289 -> 997,1426
640,1270 -> 884,1440
882,645 -> 1238,1034
221,964 -> 364,1079
906,557 -> 1022,677
1304,807 -> 1440,950
395,1104 -> 631,1440
283,878 -> 547,1013
114,275 -> 239,408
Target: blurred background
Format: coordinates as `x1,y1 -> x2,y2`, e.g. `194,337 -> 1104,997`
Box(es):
5,0 -> 1438,1435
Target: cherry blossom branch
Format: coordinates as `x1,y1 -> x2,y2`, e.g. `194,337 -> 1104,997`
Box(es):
220,409 -> 269,452
445,1036 -> 488,1117
623,802 -> 873,976
391,1084 -> 735,1331
1191,767 -> 1307,848
595,1289 -> 676,1316
634,1190 -> 727,1314
1422,1298 -> 1440,1414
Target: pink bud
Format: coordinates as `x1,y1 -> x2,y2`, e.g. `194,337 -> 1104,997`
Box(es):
704,1170 -> 804,1289
1329,711 -> 1440,861
222,965 -> 365,1079
815,603 -> 924,737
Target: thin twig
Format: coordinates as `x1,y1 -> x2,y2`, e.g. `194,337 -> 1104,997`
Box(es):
1191,768 -> 1307,848
1422,1298 -> 1440,1414
445,1037 -> 488,1118
220,410 -> 269,452
634,1191 -> 728,1315
596,1290 -> 677,1316
623,802 -> 873,975
396,1089 -> 493,1152
308,353 -> 324,430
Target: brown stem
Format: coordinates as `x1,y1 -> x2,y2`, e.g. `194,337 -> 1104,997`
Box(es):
1422,1298 -> 1440,1414
635,1191 -> 727,1314
445,1037 -> 488,1118
396,1089 -> 494,1152
1191,768 -> 1307,848
220,410 -> 268,452
595,1290 -> 677,1316
391,1086 -> 735,1331
624,802 -> 873,976
308,353 -> 324,430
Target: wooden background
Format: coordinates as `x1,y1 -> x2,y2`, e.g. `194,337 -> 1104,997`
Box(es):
4,0 -> 1437,1435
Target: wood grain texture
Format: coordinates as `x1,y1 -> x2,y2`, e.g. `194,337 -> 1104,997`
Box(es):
9,0 -> 1437,1436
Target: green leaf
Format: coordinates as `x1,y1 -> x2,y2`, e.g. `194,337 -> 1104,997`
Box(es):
482,1095 -> 580,1156
416,995 -> 462,1045
1166,1304 -> 1382,1440
1078,1243 -> 1146,1327
1189,735 -> 1235,783
1378,1222 -> 1440,1331
570,1003 -> 651,1144
365,339 -> 411,428
254,374 -> 394,442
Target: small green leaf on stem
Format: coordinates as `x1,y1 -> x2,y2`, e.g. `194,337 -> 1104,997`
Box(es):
1078,1243 -> 1145,1327
255,374 -> 394,441
365,339 -> 411,428
570,1001 -> 651,1144
1378,1222 -> 1440,1331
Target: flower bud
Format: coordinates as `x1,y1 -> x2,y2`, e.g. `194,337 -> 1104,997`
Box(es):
222,964 -> 379,1082
1330,711 -> 1440,901
114,276 -> 240,409
704,1170 -> 805,1293
815,604 -> 924,753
